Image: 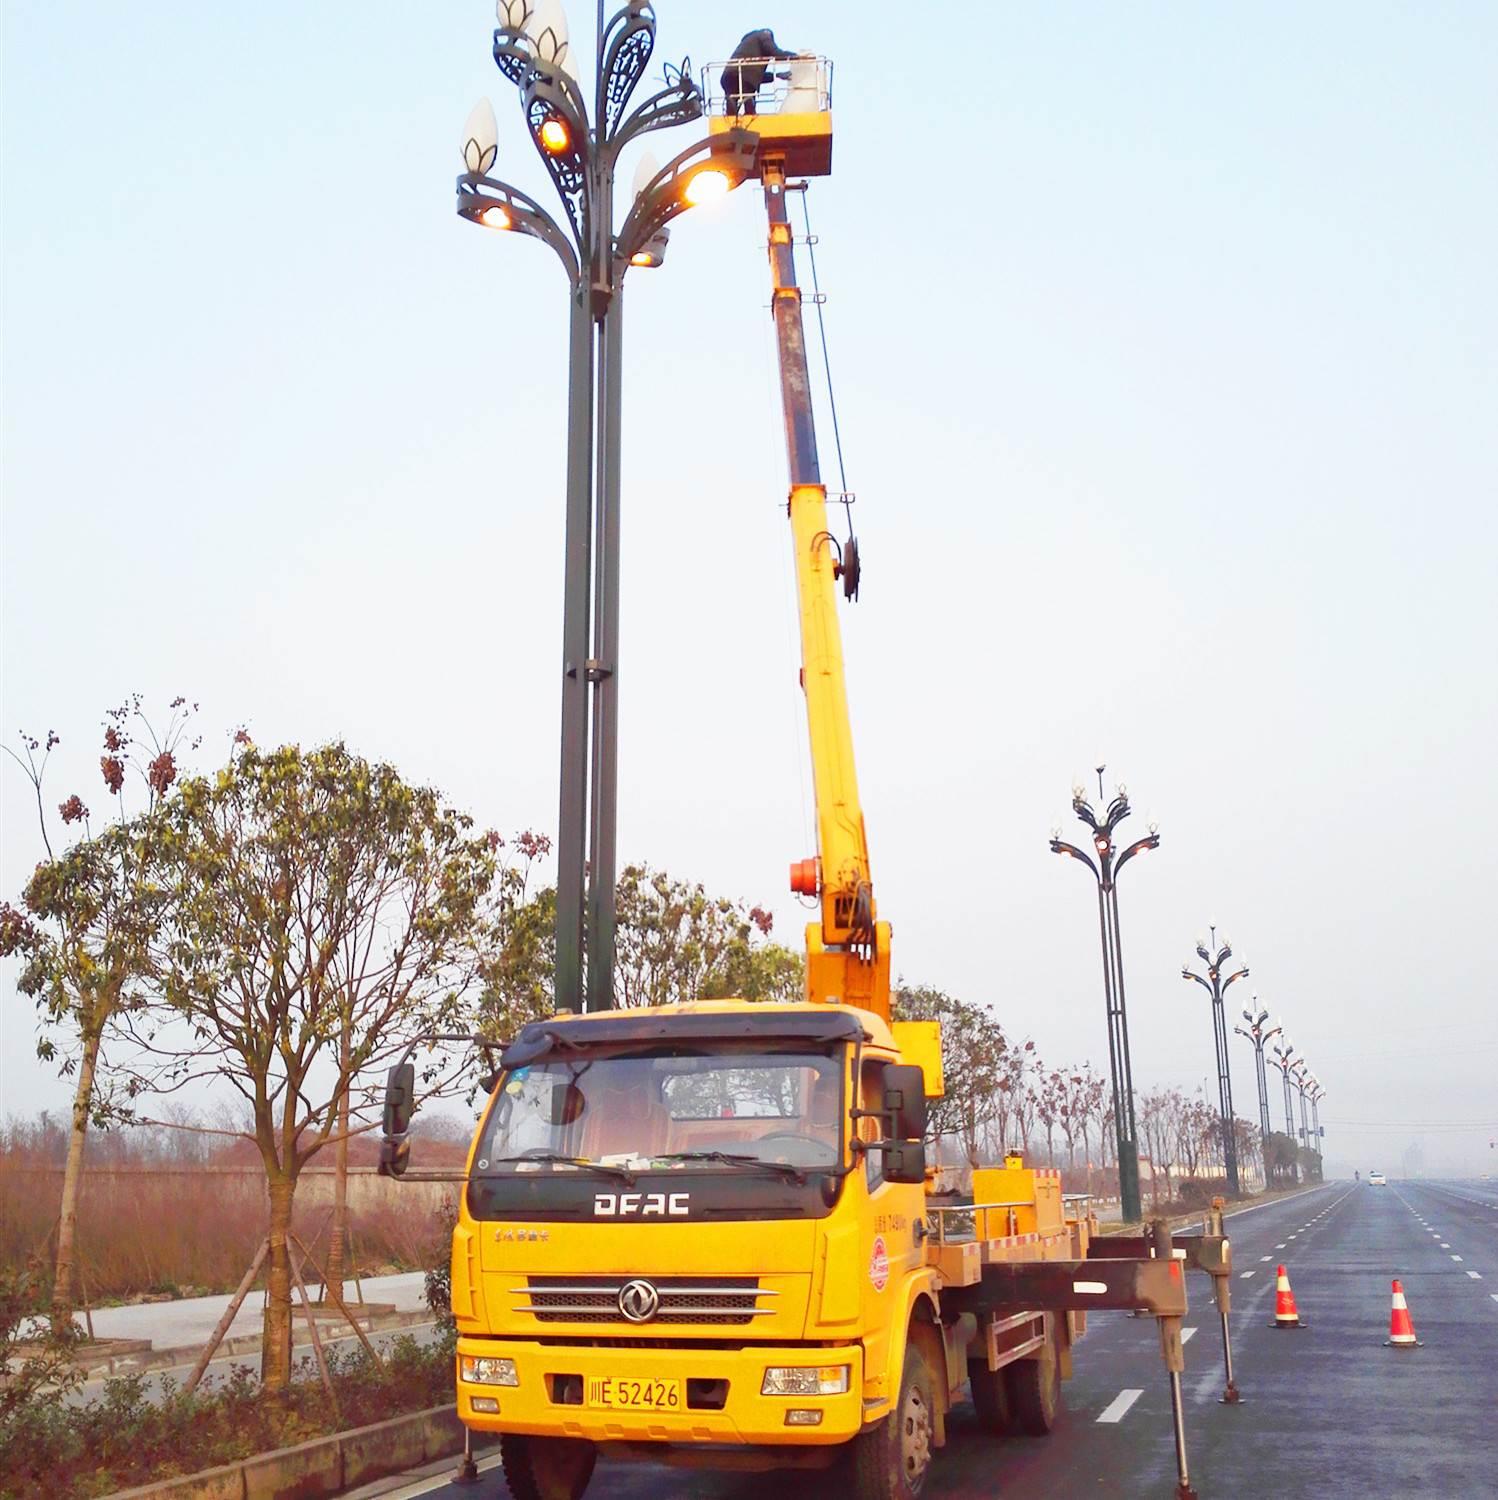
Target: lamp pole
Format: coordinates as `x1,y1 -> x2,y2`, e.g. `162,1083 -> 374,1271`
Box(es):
1050,767 -> 1160,1224
1182,927 -> 1248,1195
1268,1034 -> 1298,1184
1232,1000 -> 1280,1150
1292,1061 -> 1315,1178
456,1 -> 757,1010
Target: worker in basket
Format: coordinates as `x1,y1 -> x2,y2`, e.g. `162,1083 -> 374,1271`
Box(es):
721,27 -> 798,115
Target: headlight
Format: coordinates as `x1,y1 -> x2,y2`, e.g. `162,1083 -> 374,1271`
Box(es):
761,1365 -> 850,1396
460,1355 -> 519,1386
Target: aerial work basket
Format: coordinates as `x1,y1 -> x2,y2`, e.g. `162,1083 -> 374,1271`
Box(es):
704,55 -> 834,177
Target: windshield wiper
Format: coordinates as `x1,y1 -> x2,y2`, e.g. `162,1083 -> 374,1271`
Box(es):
656,1150 -> 808,1183
488,1152 -> 636,1183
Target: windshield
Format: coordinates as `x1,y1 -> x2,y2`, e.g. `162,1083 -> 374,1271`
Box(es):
477,1050 -> 844,1174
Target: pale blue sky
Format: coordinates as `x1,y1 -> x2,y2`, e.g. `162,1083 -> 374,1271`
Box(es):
4,2 -> 1496,1171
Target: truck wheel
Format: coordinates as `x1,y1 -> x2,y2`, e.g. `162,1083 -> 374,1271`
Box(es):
845,1345 -> 937,1500
1004,1319 -> 1061,1436
967,1360 -> 1011,1434
498,1433 -> 596,1500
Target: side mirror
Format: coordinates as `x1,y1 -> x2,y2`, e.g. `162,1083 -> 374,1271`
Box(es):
378,1135 -> 411,1179
883,1140 -> 926,1184
882,1064 -> 927,1141
383,1062 -> 416,1136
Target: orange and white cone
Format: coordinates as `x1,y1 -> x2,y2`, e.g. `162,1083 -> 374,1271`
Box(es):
1384,1279 -> 1422,1347
1268,1264 -> 1307,1329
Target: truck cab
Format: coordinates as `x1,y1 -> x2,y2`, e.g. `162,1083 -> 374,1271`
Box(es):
451,1000 -> 937,1491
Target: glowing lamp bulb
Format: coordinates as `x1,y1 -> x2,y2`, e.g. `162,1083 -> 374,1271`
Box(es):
540,117 -> 570,153
630,250 -> 656,267
683,168 -> 732,206
481,205 -> 512,230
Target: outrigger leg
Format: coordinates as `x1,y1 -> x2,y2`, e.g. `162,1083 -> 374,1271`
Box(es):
1206,1200 -> 1241,1404
1152,1221 -> 1199,1499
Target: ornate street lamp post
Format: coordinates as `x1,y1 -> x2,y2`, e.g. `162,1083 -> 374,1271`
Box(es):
1182,926 -> 1249,1195
1267,1033 -> 1299,1182
456,1 -> 758,1011
1050,767 -> 1160,1223
1310,1080 -> 1325,1161
1233,999 -> 1281,1150
1292,1060 -> 1316,1177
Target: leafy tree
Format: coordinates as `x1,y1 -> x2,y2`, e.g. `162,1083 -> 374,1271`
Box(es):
147,741 -> 495,1389
473,861 -> 802,1036
472,831 -> 557,1040
0,699 -> 195,1323
607,864 -> 801,1009
892,987 -> 1013,1168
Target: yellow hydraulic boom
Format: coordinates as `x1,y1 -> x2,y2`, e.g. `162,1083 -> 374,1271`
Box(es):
759,158 -> 891,1020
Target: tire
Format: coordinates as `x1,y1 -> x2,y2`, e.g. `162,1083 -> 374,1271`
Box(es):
844,1344 -> 938,1500
967,1359 -> 1011,1435
498,1433 -> 596,1500
1004,1318 -> 1062,1436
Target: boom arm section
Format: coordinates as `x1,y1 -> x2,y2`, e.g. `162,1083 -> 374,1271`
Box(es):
761,161 -> 890,1019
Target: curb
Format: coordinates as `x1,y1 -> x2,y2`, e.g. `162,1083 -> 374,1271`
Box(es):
1097,1180 -> 1330,1236
103,1403 -> 491,1500
81,1312 -> 438,1380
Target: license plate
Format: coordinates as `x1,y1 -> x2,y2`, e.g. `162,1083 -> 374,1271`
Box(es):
586,1376 -> 682,1410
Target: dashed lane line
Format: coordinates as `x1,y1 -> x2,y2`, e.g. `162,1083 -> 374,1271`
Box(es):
1276,1243 -> 1286,1249
1452,1255 -> 1464,1262
1468,1271 -> 1483,1280
1239,1271 -> 1256,1279
1181,1328 -> 1197,1343
1260,1256 -> 1272,1262
1097,1389 -> 1144,1424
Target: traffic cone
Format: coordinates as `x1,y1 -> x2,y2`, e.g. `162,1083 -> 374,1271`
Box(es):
1268,1264 -> 1307,1329
1383,1279 -> 1422,1348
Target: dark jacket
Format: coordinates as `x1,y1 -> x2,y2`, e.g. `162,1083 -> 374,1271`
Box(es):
720,28 -> 798,112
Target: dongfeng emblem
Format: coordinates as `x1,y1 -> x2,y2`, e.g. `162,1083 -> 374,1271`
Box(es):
617,1279 -> 660,1323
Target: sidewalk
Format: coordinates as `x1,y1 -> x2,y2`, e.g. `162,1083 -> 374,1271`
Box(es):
70,1272 -> 433,1374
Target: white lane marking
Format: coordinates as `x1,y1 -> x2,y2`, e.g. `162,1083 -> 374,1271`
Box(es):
1260,1256 -> 1272,1262
1289,1234 -> 1298,1239
1276,1243 -> 1287,1249
1182,1327 -> 1197,1343
1468,1271 -> 1483,1280
1240,1270 -> 1256,1279
1491,1294 -> 1498,1304
1441,1243 -> 1451,1249
1452,1255 -> 1464,1262
1097,1389 -> 1144,1424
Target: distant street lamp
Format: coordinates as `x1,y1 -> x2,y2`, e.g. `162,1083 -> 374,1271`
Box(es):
456,1 -> 758,1012
1050,766 -> 1160,1223
1267,1033 -> 1299,1183
1291,1061 -> 1316,1176
1233,999 -> 1280,1149
1309,1080 -> 1326,1163
1182,926 -> 1248,1194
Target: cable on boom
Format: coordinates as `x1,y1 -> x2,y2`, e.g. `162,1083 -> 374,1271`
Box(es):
791,183 -> 860,602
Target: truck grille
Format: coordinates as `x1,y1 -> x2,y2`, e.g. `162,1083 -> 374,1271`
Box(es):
515,1276 -> 775,1325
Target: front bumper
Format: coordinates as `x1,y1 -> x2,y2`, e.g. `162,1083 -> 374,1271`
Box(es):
456,1337 -> 863,1446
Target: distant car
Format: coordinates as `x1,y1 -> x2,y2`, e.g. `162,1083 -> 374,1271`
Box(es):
1368,1170 -> 1387,1186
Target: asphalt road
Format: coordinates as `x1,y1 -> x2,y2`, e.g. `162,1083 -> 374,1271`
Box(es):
390,1181 -> 1498,1500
